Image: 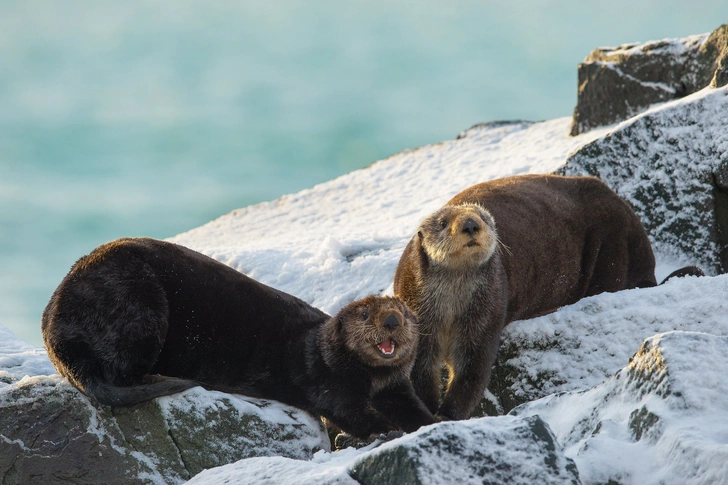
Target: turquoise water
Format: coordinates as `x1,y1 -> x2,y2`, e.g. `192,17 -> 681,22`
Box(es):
2,1 -> 726,346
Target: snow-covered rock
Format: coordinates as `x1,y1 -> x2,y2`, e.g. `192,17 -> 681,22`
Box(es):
0,329 -> 329,485
570,22 -> 727,135
513,331 -> 728,485
187,416 -> 581,485
488,273 -> 728,412
349,416 -> 580,485
561,85 -> 728,273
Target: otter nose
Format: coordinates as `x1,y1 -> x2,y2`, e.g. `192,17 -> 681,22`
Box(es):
383,314 -> 400,332
462,218 -> 479,236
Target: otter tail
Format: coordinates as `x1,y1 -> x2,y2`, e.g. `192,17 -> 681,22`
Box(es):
659,265 -> 705,285
84,375 -> 200,407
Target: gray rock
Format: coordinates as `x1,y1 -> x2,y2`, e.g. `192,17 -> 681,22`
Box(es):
708,24 -> 728,88
0,376 -> 329,485
512,331 -> 728,485
190,415 -> 581,484
570,23 -> 728,135
349,416 -> 581,485
188,415 -> 582,484
487,273 -> 728,413
560,85 -> 728,273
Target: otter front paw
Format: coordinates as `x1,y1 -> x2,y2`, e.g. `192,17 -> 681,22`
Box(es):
334,432 -> 371,450
379,430 -> 405,442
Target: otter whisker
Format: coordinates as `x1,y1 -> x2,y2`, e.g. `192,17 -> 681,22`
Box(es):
497,237 -> 513,257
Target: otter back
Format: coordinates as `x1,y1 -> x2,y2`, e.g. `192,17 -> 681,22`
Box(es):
43,238 -> 435,439
394,174 -> 660,421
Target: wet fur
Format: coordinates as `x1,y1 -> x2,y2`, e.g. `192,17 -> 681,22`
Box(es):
394,174 -> 666,420
42,238 -> 434,438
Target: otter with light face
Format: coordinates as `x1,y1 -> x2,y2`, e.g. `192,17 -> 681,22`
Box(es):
394,174 -> 667,421
42,238 -> 435,439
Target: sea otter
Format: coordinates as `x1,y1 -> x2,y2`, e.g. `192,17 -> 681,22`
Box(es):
394,174 -> 700,421
42,238 -> 435,439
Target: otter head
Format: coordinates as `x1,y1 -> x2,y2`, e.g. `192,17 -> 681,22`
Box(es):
416,202 -> 498,269
324,296 -> 419,369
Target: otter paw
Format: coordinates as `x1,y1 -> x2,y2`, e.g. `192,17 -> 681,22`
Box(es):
334,432 -> 371,450
378,430 -> 405,442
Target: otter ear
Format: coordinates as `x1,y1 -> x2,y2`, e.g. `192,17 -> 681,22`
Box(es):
417,231 -> 423,239
326,314 -> 344,338
417,244 -> 430,269
335,316 -> 345,334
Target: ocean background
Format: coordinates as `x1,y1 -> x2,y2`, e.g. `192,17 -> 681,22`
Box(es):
2,1 -> 726,347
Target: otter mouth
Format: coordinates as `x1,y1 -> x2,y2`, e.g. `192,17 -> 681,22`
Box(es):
466,240 -> 479,247
376,338 -> 397,358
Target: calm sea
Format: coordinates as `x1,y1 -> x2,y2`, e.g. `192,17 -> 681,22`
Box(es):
1,1 -> 725,346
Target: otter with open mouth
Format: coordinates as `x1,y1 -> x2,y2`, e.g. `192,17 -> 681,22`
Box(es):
42,237 -> 435,439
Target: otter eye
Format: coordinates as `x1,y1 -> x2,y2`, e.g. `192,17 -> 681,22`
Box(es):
361,310 -> 369,320
439,220 -> 447,229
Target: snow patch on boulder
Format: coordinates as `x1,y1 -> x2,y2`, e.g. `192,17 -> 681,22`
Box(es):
513,331 -> 728,485
490,273 -> 728,411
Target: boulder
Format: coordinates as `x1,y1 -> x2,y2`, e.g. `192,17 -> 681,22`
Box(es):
570,23 -> 728,135
512,331 -> 728,485
187,416 -> 581,485
560,85 -> 728,273
486,273 -> 728,413
0,330 -> 330,485
349,416 -> 580,485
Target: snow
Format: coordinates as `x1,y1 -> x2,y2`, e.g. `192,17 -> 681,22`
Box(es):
185,448 -> 362,485
0,325 -> 54,386
169,117 -> 612,315
498,272 -> 728,404
513,332 -> 728,485
3,85 -> 728,483
596,33 -> 708,58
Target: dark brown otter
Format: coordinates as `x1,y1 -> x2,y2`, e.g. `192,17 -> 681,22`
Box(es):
394,174 -> 665,421
42,238 -> 435,439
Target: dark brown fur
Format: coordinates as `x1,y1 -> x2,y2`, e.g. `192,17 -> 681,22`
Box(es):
394,174 -> 660,420
42,238 -> 434,438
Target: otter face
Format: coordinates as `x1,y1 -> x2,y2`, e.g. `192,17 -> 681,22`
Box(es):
417,203 -> 498,269
336,296 -> 419,368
